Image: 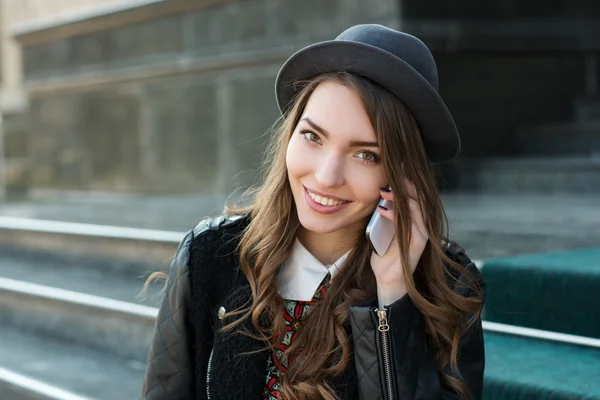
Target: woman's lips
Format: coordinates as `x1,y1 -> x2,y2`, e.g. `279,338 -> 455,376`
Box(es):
303,186 -> 351,215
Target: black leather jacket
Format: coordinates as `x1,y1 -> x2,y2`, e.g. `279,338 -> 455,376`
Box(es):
140,215 -> 485,400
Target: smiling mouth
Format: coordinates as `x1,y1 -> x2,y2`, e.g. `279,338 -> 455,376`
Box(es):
305,187 -> 349,206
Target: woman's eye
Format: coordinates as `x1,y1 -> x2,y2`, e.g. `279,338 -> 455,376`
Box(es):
358,151 -> 380,163
308,132 -> 320,142
300,129 -> 321,144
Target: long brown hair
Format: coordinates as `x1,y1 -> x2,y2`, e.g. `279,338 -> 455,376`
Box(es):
222,72 -> 482,399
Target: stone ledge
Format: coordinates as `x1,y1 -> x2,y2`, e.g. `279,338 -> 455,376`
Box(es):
0,88 -> 28,113
23,46 -> 291,96
12,0 -> 228,46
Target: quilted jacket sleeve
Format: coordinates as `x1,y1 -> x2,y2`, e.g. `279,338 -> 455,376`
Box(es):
140,230 -> 195,400
350,249 -> 485,400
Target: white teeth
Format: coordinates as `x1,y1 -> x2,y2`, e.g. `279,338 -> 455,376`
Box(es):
307,190 -> 346,206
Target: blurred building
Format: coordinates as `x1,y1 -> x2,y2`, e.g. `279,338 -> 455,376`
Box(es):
408,1 -> 600,193
0,0 -> 598,196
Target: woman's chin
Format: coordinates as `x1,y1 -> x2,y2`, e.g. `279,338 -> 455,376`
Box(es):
297,214 -> 342,235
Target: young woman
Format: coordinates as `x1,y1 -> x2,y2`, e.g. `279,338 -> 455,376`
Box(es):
140,24 -> 485,400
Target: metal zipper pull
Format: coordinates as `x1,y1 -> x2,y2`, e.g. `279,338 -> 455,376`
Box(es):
377,308 -> 390,332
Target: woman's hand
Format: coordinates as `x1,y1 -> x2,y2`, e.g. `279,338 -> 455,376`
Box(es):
370,179 -> 429,306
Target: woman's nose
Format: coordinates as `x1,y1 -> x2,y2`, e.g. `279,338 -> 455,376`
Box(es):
314,155 -> 345,188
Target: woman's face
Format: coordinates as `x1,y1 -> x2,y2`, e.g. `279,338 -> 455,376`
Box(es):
286,81 -> 388,239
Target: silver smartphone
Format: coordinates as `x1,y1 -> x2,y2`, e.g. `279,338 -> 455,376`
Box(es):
365,190 -> 396,256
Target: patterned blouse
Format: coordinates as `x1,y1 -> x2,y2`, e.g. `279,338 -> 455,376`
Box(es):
263,273 -> 331,400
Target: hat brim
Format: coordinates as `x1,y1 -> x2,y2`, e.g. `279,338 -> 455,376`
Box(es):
275,40 -> 460,163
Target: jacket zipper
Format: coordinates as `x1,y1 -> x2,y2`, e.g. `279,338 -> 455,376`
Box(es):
206,349 -> 214,400
376,307 -> 395,400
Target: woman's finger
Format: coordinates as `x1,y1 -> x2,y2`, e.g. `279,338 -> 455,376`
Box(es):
377,202 -> 395,221
381,180 -> 416,201
378,184 -> 427,241
380,188 -> 394,201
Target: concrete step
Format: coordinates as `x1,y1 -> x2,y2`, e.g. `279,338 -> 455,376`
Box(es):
516,121 -> 600,156
3,191 -> 600,260
0,325 -> 143,400
456,156 -> 600,193
449,229 -> 600,260
442,193 -> 600,259
0,194 -> 228,231
0,216 -> 181,277
0,277 -> 157,362
0,366 -> 92,400
0,252 -> 163,307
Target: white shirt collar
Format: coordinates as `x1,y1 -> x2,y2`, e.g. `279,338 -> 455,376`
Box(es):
277,238 -> 351,301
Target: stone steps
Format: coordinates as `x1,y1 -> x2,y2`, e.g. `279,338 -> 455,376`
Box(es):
0,251 -> 162,306
0,218 -> 599,399
0,241 -> 158,398
0,219 -> 165,398
0,366 -> 91,400
456,156 -> 600,193
0,325 -> 143,400
0,276 -> 156,363
516,121 -> 600,156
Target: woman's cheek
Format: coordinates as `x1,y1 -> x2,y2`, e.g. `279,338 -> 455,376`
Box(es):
286,137 -> 312,175
348,164 -> 386,202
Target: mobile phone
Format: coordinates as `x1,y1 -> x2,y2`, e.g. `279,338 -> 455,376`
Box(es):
365,188 -> 396,256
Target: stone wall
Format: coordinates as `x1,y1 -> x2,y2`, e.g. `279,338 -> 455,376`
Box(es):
19,0 -> 400,193
15,0 -> 599,194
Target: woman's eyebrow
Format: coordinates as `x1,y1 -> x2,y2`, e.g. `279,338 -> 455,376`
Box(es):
300,117 -> 379,147
349,139 -> 379,148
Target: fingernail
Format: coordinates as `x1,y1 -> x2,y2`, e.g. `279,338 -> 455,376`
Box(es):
378,205 -> 388,211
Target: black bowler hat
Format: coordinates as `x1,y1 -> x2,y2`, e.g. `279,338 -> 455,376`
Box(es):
275,24 -> 460,163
